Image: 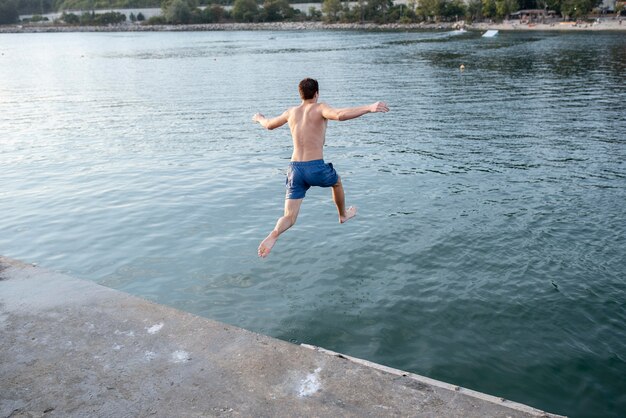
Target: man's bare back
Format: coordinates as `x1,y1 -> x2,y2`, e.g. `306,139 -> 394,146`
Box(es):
286,102 -> 327,161
252,78 -> 388,258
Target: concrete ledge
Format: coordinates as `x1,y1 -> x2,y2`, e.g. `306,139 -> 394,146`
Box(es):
0,256 -> 564,417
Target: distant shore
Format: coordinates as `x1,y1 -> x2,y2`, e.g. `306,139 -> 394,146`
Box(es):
1,19 -> 624,33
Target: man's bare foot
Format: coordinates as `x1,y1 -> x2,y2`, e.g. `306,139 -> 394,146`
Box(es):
258,231 -> 278,258
340,206 -> 357,223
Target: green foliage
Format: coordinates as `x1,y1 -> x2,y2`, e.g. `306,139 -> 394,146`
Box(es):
495,0 -> 517,18
0,0 -> 19,24
560,0 -> 600,18
262,0 -> 293,21
54,0 -> 159,13
164,0 -> 191,23
481,0 -> 497,17
321,0 -> 340,22
4,0 -> 607,28
232,0 -> 258,21
146,14 -> 166,23
415,0 -> 466,20
307,5 -> 322,20
364,0 -> 393,23
26,13 -> 50,21
60,11 -> 79,23
466,0 -> 482,20
199,3 -> 225,21
441,0 -> 466,19
417,0 -> 441,20
78,10 -> 126,24
517,0 -> 537,9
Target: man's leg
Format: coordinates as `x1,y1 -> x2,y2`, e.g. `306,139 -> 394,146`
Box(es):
332,177 -> 357,223
258,198 -> 303,258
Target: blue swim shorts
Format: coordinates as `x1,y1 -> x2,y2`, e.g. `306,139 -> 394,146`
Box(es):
285,159 -> 339,199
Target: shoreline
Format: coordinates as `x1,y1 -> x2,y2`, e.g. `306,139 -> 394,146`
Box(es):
1,20 -> 625,33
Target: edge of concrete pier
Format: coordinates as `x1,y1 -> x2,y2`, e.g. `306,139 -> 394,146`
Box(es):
1,255 -> 565,418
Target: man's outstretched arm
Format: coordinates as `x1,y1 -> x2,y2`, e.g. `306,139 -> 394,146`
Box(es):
321,102 -> 389,121
252,110 -> 289,130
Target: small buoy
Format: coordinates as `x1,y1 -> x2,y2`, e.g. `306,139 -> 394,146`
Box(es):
460,64 -> 465,71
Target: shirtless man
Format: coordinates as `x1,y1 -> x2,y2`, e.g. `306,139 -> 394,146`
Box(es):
253,78 -> 389,258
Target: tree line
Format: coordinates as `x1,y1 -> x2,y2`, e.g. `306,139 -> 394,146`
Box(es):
0,0 -> 608,25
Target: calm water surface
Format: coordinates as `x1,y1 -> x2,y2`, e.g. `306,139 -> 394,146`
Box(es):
1,30 -> 625,417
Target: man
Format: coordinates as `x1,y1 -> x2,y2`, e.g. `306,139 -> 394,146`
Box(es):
252,78 -> 389,258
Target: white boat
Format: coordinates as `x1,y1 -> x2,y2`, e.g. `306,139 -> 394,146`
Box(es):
482,30 -> 499,37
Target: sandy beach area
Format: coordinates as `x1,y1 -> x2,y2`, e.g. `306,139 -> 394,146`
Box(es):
0,19 -> 624,33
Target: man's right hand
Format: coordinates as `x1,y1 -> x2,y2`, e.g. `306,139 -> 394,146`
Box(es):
252,113 -> 265,123
370,102 -> 389,113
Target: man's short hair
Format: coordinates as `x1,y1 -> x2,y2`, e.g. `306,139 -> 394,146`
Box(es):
298,78 -> 319,100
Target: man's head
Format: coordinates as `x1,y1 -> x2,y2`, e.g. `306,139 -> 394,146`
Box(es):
298,78 -> 319,100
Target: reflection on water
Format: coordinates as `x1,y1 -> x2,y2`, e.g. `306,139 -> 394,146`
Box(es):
1,30 -> 625,418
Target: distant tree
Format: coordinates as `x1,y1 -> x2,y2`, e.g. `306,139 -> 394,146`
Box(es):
385,3 -> 406,21
80,10 -> 95,23
190,6 -> 203,22
496,0 -> 518,18
307,5 -> 321,20
232,0 -> 258,21
466,0 -> 482,20
165,0 -> 191,23
136,11 -> 145,20
102,11 -> 125,23
481,0 -> 496,17
417,0 -> 441,20
517,0 -> 536,9
146,14 -> 166,23
61,11 -> 80,23
29,14 -> 49,21
340,3 -> 362,22
560,0 -> 599,18
201,3 -> 213,20
322,0 -> 341,21
129,11 -> 136,21
0,0 -> 19,24
262,0 -> 293,21
441,0 -> 466,19
365,0 -> 393,22
208,4 -> 224,21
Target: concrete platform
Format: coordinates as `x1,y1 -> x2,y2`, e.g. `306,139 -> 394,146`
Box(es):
0,256 -> 564,418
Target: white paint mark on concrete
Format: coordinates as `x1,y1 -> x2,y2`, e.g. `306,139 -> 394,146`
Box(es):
171,350 -> 190,363
114,329 -> 135,337
147,323 -> 164,334
298,367 -> 322,397
144,351 -> 157,361
112,344 -> 123,351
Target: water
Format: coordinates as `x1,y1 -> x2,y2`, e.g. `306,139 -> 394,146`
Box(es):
1,30 -> 625,417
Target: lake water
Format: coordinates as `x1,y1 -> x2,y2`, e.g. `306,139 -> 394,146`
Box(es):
1,30 -> 625,417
